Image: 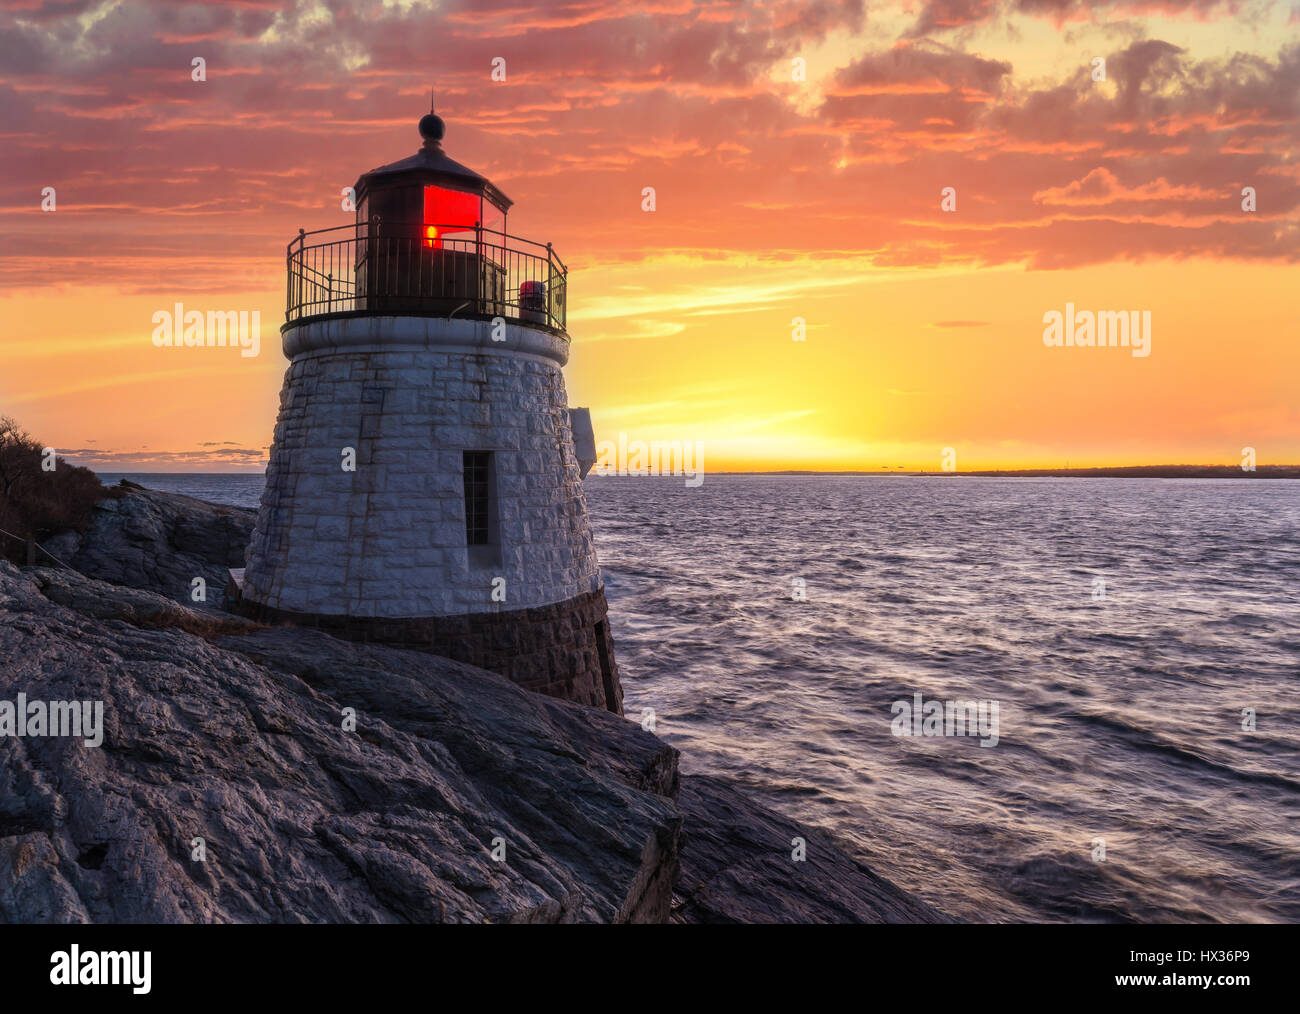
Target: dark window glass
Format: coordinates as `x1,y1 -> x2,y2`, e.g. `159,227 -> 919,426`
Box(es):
463,451 -> 491,546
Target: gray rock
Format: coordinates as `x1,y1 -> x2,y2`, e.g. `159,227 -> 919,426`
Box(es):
38,531 -> 81,564
26,566 -> 261,638
0,562 -> 679,922
61,484 -> 254,608
672,774 -> 954,923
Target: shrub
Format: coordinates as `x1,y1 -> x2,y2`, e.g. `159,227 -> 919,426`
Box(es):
0,416 -> 122,565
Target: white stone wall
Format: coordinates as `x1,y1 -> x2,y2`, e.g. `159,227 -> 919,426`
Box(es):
242,319 -> 604,619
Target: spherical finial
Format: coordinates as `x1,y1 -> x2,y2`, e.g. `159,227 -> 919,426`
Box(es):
419,89 -> 444,147
419,112 -> 444,142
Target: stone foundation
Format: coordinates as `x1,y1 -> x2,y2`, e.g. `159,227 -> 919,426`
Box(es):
236,587 -> 623,715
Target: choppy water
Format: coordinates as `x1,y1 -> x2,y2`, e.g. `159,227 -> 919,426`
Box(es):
102,472 -> 1300,923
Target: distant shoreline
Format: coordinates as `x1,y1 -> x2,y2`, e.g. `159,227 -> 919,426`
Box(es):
721,467 -> 1300,478
948,466 -> 1300,479
93,466 -> 1300,480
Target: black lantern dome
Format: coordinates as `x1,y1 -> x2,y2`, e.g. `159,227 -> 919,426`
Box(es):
284,93 -> 566,334
353,96 -> 512,236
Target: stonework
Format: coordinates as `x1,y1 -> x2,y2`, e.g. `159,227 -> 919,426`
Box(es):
237,587 -> 623,714
240,314 -> 622,713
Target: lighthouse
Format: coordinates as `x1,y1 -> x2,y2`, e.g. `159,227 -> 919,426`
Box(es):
236,100 -> 622,714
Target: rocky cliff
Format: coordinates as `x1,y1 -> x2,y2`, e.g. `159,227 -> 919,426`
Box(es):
1,485 -> 949,923
42,481 -> 254,607
0,562 -> 678,921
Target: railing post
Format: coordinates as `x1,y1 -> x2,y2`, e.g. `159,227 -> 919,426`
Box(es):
547,242 -> 555,328
476,220 -> 483,312
295,228 -> 305,319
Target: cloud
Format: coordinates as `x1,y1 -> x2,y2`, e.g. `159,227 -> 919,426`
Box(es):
906,0 -> 1246,36
1033,166 -> 1223,205
58,445 -> 267,470
0,0 -> 1294,294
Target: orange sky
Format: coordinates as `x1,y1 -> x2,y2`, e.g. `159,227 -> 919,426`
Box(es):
1,0 -> 1297,472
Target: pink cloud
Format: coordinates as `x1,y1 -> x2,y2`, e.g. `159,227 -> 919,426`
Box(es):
0,2 -> 1294,292
1033,166 -> 1224,205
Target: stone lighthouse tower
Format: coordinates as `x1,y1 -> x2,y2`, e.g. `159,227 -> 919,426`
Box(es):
237,100 -> 622,714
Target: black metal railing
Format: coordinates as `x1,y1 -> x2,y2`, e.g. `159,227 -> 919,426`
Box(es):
285,219 -> 568,334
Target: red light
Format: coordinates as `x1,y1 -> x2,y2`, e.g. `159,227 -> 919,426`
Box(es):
423,185 -> 481,250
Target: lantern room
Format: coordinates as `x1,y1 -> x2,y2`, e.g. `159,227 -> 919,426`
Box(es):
284,98 -> 567,332
353,104 -> 512,247
350,100 -> 517,319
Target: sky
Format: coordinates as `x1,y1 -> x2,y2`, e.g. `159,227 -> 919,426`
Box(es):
1,0 -> 1297,472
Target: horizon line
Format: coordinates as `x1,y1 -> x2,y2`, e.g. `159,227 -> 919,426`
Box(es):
92,464 -> 1300,477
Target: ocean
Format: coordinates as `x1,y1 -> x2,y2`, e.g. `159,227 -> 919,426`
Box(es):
98,472 -> 1300,923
